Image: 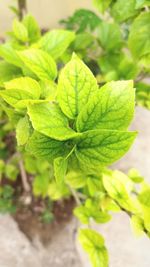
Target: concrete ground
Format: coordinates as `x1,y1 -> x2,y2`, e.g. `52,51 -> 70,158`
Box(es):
0,107 -> 150,267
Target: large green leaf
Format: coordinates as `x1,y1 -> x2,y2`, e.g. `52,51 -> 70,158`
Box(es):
79,229 -> 108,267
111,0 -> 139,22
77,81 -> 135,132
37,29 -> 75,59
128,12 -> 150,59
0,43 -> 22,67
75,130 -> 137,166
58,54 -> 98,119
18,48 -> 57,80
28,102 -> 80,140
26,131 -> 69,161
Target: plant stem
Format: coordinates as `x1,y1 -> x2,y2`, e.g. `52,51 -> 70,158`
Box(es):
18,153 -> 30,192
17,0 -> 27,20
69,186 -> 81,206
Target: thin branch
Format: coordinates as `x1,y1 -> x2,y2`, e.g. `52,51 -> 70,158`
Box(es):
69,186 -> 81,206
18,153 -> 30,192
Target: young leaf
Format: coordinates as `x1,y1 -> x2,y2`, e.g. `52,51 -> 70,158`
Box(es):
79,229 -> 108,267
130,215 -> 144,236
97,21 -> 122,51
12,19 -> 28,42
27,102 -> 80,140
75,130 -> 137,166
17,48 -> 57,81
48,181 -> 70,200
65,170 -> 86,189
23,14 -> 41,43
77,80 -> 135,132
93,0 -> 112,13
128,12 -> 150,59
16,116 -> 31,146
0,43 -> 22,67
138,189 -> 150,207
58,54 -> 98,119
0,89 -> 34,108
37,29 -> 75,59
54,157 -> 68,184
5,77 -> 41,99
33,174 -> 50,197
26,131 -> 70,161
111,0 -> 139,23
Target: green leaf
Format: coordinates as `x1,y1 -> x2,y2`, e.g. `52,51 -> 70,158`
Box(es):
130,215 -> 144,236
74,199 -> 111,224
128,12 -> 150,59
93,0 -> 112,13
79,229 -> 108,267
5,164 -> 19,181
0,61 -> 21,86
26,131 -> 70,161
58,53 -> 98,119
75,130 -> 137,167
12,19 -> 28,42
98,21 -> 123,51
111,0 -> 139,23
18,48 -> 57,81
138,189 -> 150,207
23,14 -> 41,43
16,116 -> 31,146
5,77 -> 41,99
77,80 -> 135,132
33,174 -> 50,197
65,170 -> 86,189
0,43 -> 23,67
128,168 -> 144,183
27,102 -> 80,140
54,157 -> 68,184
0,89 -> 34,108
48,181 -> 70,200
37,29 -> 75,59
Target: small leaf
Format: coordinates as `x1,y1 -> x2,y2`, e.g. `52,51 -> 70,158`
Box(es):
138,189 -> 150,207
16,116 -> 31,146
33,174 -> 50,197
58,53 -> 98,119
128,12 -> 150,59
111,0 -> 139,23
23,14 -> 41,43
37,29 -> 75,59
128,168 -> 144,183
65,170 -> 86,189
54,157 -> 68,184
28,102 -> 80,140
13,19 -> 28,42
77,80 -> 135,132
93,0 -> 112,13
48,181 -> 70,200
75,130 -> 137,166
26,131 -> 70,161
18,48 -> 57,81
130,215 -> 144,236
79,229 -> 108,267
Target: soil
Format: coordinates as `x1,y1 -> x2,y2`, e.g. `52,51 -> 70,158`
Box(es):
14,197 -> 75,245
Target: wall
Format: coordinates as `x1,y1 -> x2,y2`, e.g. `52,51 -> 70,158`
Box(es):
0,0 -> 94,37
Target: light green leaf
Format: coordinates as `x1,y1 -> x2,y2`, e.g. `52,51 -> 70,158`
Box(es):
54,157 -> 68,184
48,181 -> 70,200
33,174 -> 50,197
128,12 -> 150,59
13,19 -> 28,42
65,170 -> 86,189
98,21 -> 122,51
0,89 -> 34,108
79,229 -> 108,267
37,29 -> 75,59
18,48 -> 57,80
23,14 -> 41,43
0,43 -> 23,67
0,61 -> 21,86
58,54 -> 98,119
130,215 -> 144,236
75,130 -> 137,166
27,102 -> 80,140
111,0 -> 139,22
5,77 -> 41,99
138,189 -> 150,207
128,168 -> 144,183
93,0 -> 112,13
16,116 -> 31,146
39,80 -> 57,100
26,131 -> 70,161
77,80 -> 135,132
